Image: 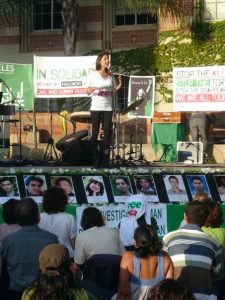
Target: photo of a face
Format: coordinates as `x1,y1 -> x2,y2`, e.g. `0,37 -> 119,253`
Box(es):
186,175 -> 210,199
110,176 -> 133,203
163,175 -> 188,202
133,175 -> 159,202
82,176 -> 108,204
0,176 -> 20,203
51,176 -> 76,203
214,175 -> 225,201
23,175 -> 47,202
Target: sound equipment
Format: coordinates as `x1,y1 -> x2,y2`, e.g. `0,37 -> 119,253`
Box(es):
153,112 -> 186,123
61,139 -> 103,166
55,130 -> 88,151
177,142 -> 203,164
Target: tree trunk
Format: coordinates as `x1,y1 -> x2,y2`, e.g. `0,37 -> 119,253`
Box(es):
61,0 -> 79,56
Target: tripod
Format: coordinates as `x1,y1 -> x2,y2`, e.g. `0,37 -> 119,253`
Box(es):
134,128 -> 150,165
42,111 -> 60,163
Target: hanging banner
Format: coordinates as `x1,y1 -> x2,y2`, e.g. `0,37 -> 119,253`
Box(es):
128,75 -> 155,118
0,62 -> 33,110
33,55 -> 97,98
76,203 -> 167,237
173,66 -> 225,111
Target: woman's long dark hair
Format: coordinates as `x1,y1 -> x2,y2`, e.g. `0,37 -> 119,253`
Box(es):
86,179 -> 104,196
134,224 -> 162,258
25,269 -> 74,300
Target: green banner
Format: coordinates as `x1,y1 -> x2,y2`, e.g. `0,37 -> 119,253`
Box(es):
0,62 -> 33,110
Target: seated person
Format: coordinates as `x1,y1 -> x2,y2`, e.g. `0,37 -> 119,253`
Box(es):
21,244 -> 97,300
119,194 -> 149,250
114,224 -> 174,299
74,207 -> 124,268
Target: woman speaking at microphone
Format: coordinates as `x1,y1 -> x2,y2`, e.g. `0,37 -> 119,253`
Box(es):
86,50 -> 122,167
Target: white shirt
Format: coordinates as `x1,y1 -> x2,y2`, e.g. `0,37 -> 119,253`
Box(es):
88,70 -> 115,111
39,212 -> 76,257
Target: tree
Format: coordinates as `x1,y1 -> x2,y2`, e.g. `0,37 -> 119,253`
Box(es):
0,0 -> 187,56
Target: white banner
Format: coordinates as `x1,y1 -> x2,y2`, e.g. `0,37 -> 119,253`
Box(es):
33,55 -> 97,98
173,66 -> 225,111
76,203 -> 167,237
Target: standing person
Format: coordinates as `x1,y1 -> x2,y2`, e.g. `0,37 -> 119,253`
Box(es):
163,200 -> 222,300
115,224 -> 174,300
1,197 -> 58,300
189,112 -> 216,152
86,50 -> 122,166
38,187 -> 76,258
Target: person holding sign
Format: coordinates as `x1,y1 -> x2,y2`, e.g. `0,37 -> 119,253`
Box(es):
86,50 -> 122,166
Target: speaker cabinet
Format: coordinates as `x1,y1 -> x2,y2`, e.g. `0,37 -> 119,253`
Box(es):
177,142 -> 203,164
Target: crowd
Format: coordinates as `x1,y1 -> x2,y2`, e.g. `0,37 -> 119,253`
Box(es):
0,186 -> 225,300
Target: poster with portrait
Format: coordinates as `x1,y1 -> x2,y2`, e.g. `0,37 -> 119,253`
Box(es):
50,176 -> 76,203
0,176 -> 20,204
128,75 -> 155,118
82,176 -> 108,204
214,175 -> 225,202
186,175 -> 211,199
133,175 -> 159,202
110,176 -> 133,203
163,174 -> 188,203
23,175 -> 47,203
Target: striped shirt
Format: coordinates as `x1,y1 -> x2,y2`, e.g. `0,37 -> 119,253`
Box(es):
163,223 -> 222,298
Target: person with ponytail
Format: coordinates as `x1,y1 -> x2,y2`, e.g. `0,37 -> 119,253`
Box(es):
115,224 -> 174,300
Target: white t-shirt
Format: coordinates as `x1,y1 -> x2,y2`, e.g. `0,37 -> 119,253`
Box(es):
88,70 -> 116,111
39,212 -> 76,257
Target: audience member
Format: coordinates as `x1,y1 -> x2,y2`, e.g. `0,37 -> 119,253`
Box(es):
0,199 -> 20,250
21,244 -> 97,300
74,207 -> 124,267
148,278 -> 195,300
201,198 -> 225,300
38,187 -> 76,257
25,175 -> 45,196
115,224 -> 174,299
163,200 -> 222,300
0,199 -> 20,297
0,177 -> 19,197
1,197 -> 58,300
119,194 -> 149,250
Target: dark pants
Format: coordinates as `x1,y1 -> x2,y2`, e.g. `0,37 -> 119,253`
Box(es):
91,110 -> 112,162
